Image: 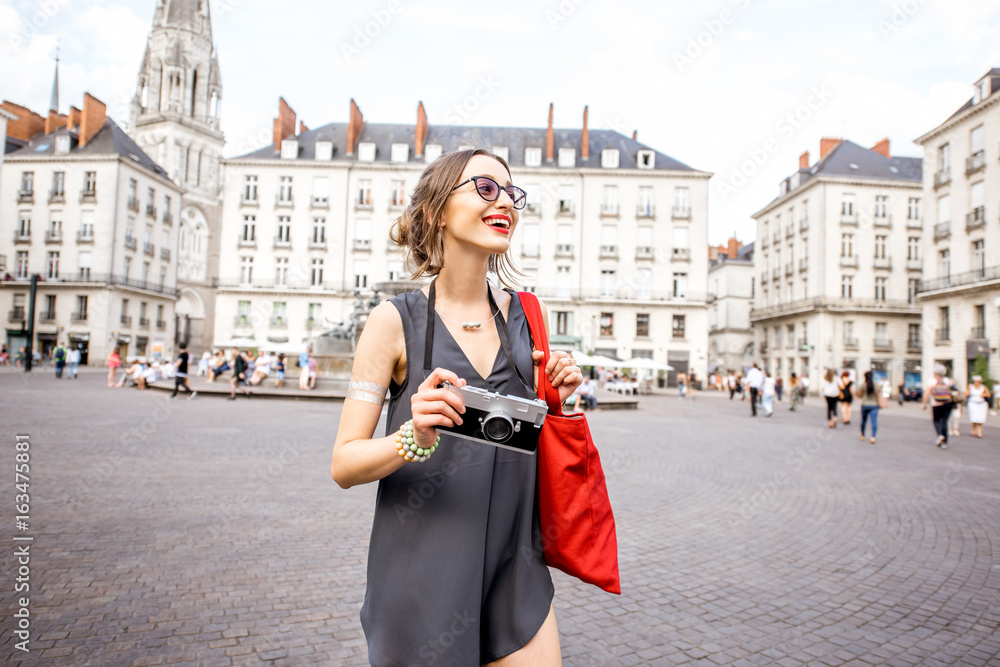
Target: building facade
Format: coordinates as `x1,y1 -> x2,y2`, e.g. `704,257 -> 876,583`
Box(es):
215,100 -> 712,379
751,138 -> 924,389
708,239 -> 755,375
915,68 -> 1000,386
0,94 -> 183,364
129,0 -> 225,355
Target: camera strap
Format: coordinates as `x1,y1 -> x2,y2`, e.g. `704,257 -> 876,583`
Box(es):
424,280 -> 535,396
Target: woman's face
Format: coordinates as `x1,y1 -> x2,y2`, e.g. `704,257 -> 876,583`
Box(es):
440,155 -> 519,257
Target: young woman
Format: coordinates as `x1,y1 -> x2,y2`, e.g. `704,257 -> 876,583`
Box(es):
839,371 -> 854,424
822,369 -> 841,428
761,370 -> 776,417
966,375 -> 991,438
788,373 -> 800,411
922,364 -> 956,448
330,149 -> 580,666
857,370 -> 879,444
106,347 -> 121,387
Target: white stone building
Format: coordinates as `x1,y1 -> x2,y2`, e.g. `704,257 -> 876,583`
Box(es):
0,94 -> 183,364
215,101 -> 712,381
751,138 -> 924,389
914,68 -> 1000,386
708,241 -> 755,375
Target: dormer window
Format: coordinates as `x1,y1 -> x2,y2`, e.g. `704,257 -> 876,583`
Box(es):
55,134 -> 70,155
314,141 -> 333,161
492,146 -> 509,163
558,148 -> 576,168
280,139 -> 299,159
524,147 -> 542,167
601,149 -> 619,168
424,144 -> 443,163
973,79 -> 989,104
637,150 -> 655,169
390,143 -> 409,163
358,142 -> 376,162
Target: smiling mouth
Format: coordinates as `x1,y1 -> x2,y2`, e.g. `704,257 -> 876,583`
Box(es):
482,216 -> 511,231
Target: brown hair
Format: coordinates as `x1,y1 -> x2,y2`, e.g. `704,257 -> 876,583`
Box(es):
389,148 -> 524,288
824,368 -> 835,383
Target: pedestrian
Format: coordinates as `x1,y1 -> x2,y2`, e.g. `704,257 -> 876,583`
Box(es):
170,344 -> 196,399
839,371 -> 854,424
198,350 -> 211,377
728,372 -> 737,399
298,347 -> 311,390
677,371 -> 687,399
229,347 -> 252,399
922,364 -> 957,448
966,375 -> 990,438
66,345 -> 81,379
857,371 -> 880,444
822,369 -> 841,428
800,374 -> 809,403
746,363 -> 764,417
775,376 -> 783,402
949,389 -> 963,438
597,366 -> 608,390
788,372 -> 800,411
330,148 -> 580,664
52,341 -> 67,378
274,353 -> 286,388
307,353 -> 318,390
762,370 -> 776,417
106,348 -> 121,386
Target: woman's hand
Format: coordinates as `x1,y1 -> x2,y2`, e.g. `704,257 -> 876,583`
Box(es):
411,368 -> 467,449
532,350 -> 583,404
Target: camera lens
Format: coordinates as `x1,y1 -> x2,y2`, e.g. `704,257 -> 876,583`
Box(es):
482,412 -> 514,443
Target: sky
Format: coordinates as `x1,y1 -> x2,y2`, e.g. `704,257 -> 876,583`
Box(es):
2,0 -> 999,245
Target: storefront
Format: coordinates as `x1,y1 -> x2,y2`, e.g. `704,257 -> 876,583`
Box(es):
67,333 -> 90,365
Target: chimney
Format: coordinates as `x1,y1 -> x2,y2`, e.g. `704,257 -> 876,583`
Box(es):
299,120 -> 309,134
272,97 -> 296,150
819,137 -> 842,160
581,105 -> 589,160
545,103 -> 554,162
632,130 -> 637,141
414,101 -> 427,158
2,101 -> 45,140
66,105 -> 81,131
78,93 -> 107,148
727,237 -> 740,259
44,110 -> 66,134
799,150 -> 809,169
870,137 -> 890,158
346,98 -> 364,156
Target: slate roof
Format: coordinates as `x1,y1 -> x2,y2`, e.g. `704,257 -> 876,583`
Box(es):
236,122 -> 699,172
810,139 -> 922,183
7,118 -> 169,179
946,67 -> 1000,121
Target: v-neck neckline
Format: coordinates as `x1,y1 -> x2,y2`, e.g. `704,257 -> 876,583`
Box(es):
419,289 -> 511,386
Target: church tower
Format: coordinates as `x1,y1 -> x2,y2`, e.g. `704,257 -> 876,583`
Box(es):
129,0 -> 224,354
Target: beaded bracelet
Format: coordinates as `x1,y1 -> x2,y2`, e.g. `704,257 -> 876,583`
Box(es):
395,419 -> 440,463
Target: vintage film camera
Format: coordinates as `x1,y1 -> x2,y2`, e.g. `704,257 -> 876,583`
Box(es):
437,383 -> 548,454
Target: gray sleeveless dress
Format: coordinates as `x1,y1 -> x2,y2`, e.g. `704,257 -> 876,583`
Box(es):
360,288 -> 554,666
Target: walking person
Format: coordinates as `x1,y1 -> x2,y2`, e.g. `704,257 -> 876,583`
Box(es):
857,371 -> 880,444
746,363 -> 764,417
822,369 -> 841,428
106,348 -> 121,387
800,374 -> 809,404
66,345 -> 81,379
839,371 -> 854,424
229,347 -> 252,400
775,376 -> 783,402
762,370 -> 776,417
788,372 -> 801,411
298,347 -> 311,390
52,341 -> 67,379
922,364 -> 957,448
966,376 -> 990,439
728,372 -> 738,399
330,149 -> 580,665
677,371 -> 687,399
170,344 -> 196,399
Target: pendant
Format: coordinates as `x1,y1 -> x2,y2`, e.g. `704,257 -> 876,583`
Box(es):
462,322 -> 482,329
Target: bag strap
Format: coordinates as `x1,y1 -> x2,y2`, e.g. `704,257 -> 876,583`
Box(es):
517,291 -> 565,416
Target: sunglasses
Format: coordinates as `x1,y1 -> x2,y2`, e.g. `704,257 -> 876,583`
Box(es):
451,176 -> 527,210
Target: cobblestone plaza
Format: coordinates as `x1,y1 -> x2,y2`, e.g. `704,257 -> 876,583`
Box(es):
2,370 -> 998,666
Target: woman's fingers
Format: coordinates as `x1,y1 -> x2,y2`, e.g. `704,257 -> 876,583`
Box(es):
411,399 -> 464,427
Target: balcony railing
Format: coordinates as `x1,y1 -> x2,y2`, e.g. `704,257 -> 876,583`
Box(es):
760,236 -> 769,249
77,231 -> 94,243
524,203 -> 541,216
636,204 -> 655,219
240,195 -> 259,207
45,231 -> 62,244
844,338 -> 858,349
751,296 -> 919,321
841,212 -> 858,225
161,248 -> 170,261
935,328 -> 950,343
354,239 -> 371,251
934,169 -> 951,188
799,258 -> 808,272
124,236 -> 137,250
840,256 -> 858,268
671,206 -> 691,220
17,190 -> 34,204
120,315 -> 132,326
799,218 -> 809,232
966,207 -> 985,231
234,315 -> 252,327
308,239 -> 327,249
143,243 -> 155,256
270,317 -> 288,328
785,225 -> 794,238
874,257 -> 892,270
555,244 -> 573,257
275,195 -> 294,208
673,248 -> 691,261
13,231 -> 30,244
907,338 -> 921,351
273,237 -> 292,249
557,202 -> 574,216
138,318 -> 150,328
521,245 -> 539,258
310,196 -> 329,209
127,197 -> 140,212
600,204 -> 619,217
918,265 -> 1000,294
162,211 -> 173,226
965,151 -> 985,175
238,235 -> 257,248
636,246 -> 654,260
156,319 -> 167,331
0,273 -> 178,297
71,312 -> 87,322
907,217 -> 922,229
873,213 -> 892,227
970,326 -> 987,340
48,191 -> 65,204
80,188 -> 96,203
933,221 -> 950,240
873,339 -> 893,351
785,263 -> 793,276
39,311 -> 56,323
600,245 -> 617,258
145,205 -> 157,219
8,308 -> 25,322
906,259 -> 922,271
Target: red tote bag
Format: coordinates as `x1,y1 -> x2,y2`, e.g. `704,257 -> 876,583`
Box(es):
519,291 -> 621,595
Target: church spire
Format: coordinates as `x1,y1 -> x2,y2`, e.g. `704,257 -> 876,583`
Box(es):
49,46 -> 59,113
153,0 -> 213,40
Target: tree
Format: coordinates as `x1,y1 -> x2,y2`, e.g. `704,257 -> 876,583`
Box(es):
970,354 -> 994,390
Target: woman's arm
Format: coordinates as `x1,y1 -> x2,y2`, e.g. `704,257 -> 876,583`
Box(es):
331,302 -> 467,489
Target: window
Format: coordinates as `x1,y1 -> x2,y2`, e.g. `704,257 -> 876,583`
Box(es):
312,177 -> 329,206
16,251 -> 28,279
307,303 -> 322,327
311,217 -> 326,244
388,260 -> 403,281
875,277 -> 887,301
75,295 -> 88,319
601,270 -> 616,297
390,143 -> 409,163
159,267 -> 166,288
48,216 -> 62,239
310,258 -> 324,286
970,180 -> 984,213
17,214 -> 30,237
637,150 -> 655,169
600,225 -> 617,256
123,255 -> 131,278
638,186 -> 654,218
46,251 -> 59,279
674,187 -> 689,215
975,304 -> 986,336
939,143 -> 950,172
939,249 -> 950,279
558,185 -> 573,214
51,171 -> 65,197
841,275 -> 853,298
875,235 -> 887,259
424,144 -> 443,162
938,306 -> 950,340
908,324 -> 921,347
637,226 -> 652,256
239,256 -> 253,284
355,218 -> 370,247
128,178 -> 137,203
524,147 -> 542,167
628,313 -> 647,338
277,216 -> 291,243
142,261 -> 150,285
278,176 -> 293,203
602,185 -> 618,215
491,146 -> 509,163
43,295 -> 56,319
315,140 -> 333,161
238,300 -> 251,316
164,194 -> 171,218
787,324 -> 795,347
601,149 -> 619,168
243,175 -> 257,202
241,215 -> 256,242
275,257 -> 288,285
636,268 -> 651,299
908,197 -> 920,220
874,322 -> 888,345
521,223 -> 539,256
973,240 -> 985,277
673,227 -> 689,254
555,311 -> 571,336
358,179 -> 372,206
841,194 -> 855,216
775,326 -> 783,348
20,171 -> 33,194
358,142 -> 376,162
273,302 -> 287,326
354,260 -> 369,289
599,312 -> 614,337
907,237 -> 920,260
556,266 -> 571,298
77,250 -> 91,280
908,279 -> 919,305
841,233 -> 854,257
672,315 -> 686,338
83,171 -> 96,195
558,148 -> 576,167
937,195 -> 950,223
672,272 -> 687,298
874,195 -> 888,218
390,179 -> 406,207
970,125 -> 984,156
